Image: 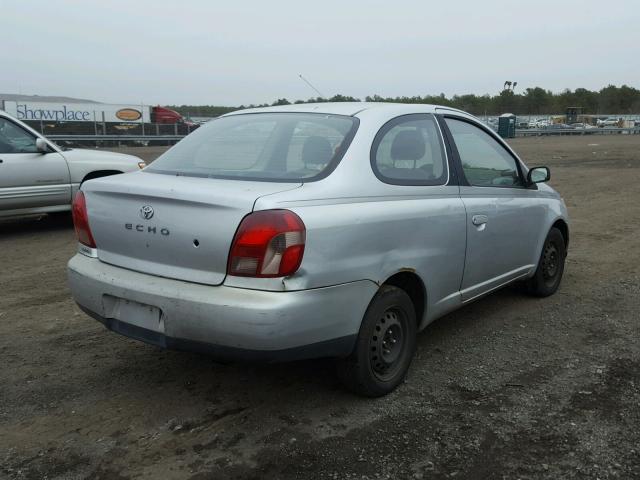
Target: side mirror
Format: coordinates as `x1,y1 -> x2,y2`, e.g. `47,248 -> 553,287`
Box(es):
527,166 -> 550,185
35,138 -> 49,154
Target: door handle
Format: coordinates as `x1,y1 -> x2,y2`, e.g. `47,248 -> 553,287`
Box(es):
472,214 -> 488,226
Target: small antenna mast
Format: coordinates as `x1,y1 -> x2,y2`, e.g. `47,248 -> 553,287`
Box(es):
298,74 -> 325,99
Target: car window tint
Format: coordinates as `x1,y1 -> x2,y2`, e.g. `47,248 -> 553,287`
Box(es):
286,121 -> 344,174
445,118 -> 522,187
148,113 -> 357,181
192,120 -> 278,170
0,118 -> 38,154
373,115 -> 447,185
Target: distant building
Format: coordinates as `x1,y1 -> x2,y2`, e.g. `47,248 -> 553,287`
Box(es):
0,93 -> 99,105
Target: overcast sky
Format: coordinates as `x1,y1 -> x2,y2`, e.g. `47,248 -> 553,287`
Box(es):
3,0 -> 639,106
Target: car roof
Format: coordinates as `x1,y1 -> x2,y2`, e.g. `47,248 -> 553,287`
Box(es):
222,102 -> 472,118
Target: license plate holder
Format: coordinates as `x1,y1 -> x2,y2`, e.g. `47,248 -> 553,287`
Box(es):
103,296 -> 164,333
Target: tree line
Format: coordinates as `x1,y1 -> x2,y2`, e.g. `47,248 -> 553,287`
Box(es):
169,84 -> 640,118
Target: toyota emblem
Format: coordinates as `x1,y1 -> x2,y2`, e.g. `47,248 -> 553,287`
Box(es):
140,205 -> 154,220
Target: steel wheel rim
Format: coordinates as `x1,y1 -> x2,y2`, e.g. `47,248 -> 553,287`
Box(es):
542,241 -> 559,281
369,307 -> 406,381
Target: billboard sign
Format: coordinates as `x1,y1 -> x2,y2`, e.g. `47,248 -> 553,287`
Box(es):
2,101 -> 150,123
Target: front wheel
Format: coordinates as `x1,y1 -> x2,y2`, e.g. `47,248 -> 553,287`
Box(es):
526,227 -> 566,297
337,285 -> 417,397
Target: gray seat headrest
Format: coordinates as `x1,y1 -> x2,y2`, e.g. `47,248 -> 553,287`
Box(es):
302,136 -> 333,167
390,130 -> 426,161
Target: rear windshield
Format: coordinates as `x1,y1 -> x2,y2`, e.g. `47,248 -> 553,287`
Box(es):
147,112 -> 359,181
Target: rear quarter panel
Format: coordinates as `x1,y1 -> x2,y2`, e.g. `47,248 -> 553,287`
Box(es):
233,110 -> 468,326
268,185 -> 467,326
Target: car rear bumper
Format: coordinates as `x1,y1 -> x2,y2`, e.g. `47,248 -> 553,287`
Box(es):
67,254 -> 376,361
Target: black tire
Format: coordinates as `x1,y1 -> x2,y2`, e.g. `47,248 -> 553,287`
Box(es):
526,227 -> 566,297
337,285 -> 417,397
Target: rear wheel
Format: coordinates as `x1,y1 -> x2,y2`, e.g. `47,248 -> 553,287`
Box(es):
337,285 -> 417,397
526,227 -> 566,297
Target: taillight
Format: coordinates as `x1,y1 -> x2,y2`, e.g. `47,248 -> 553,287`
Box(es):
72,191 -> 96,248
228,210 -> 305,278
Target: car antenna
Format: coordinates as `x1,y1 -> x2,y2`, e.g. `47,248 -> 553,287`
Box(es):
298,74 -> 326,99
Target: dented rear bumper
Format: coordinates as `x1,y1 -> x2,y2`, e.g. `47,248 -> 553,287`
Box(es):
67,254 -> 376,361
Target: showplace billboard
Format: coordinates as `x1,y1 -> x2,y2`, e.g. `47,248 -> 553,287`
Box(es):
2,101 -> 151,123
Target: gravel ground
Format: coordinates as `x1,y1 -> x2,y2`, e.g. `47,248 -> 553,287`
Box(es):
1,135 -> 639,479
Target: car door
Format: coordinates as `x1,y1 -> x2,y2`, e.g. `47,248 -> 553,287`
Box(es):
368,113 -> 466,322
442,116 -> 546,301
0,116 -> 71,213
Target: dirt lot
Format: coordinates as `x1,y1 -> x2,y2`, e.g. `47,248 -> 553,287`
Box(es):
1,135 -> 639,479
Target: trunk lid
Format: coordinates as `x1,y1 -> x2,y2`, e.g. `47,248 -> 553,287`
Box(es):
82,171 -> 301,285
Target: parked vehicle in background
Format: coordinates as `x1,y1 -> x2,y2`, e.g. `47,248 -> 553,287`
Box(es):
0,100 -> 192,126
570,123 -> 597,131
484,118 -> 499,132
597,118 -> 620,127
67,103 -> 569,397
547,123 -> 574,130
0,111 -> 145,218
150,105 -> 197,127
0,99 -> 198,136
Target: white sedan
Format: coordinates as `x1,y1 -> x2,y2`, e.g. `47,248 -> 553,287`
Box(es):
0,110 -> 145,218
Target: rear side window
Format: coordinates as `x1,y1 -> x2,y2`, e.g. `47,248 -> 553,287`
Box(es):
371,114 -> 447,185
445,118 -> 523,187
147,113 -> 358,182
